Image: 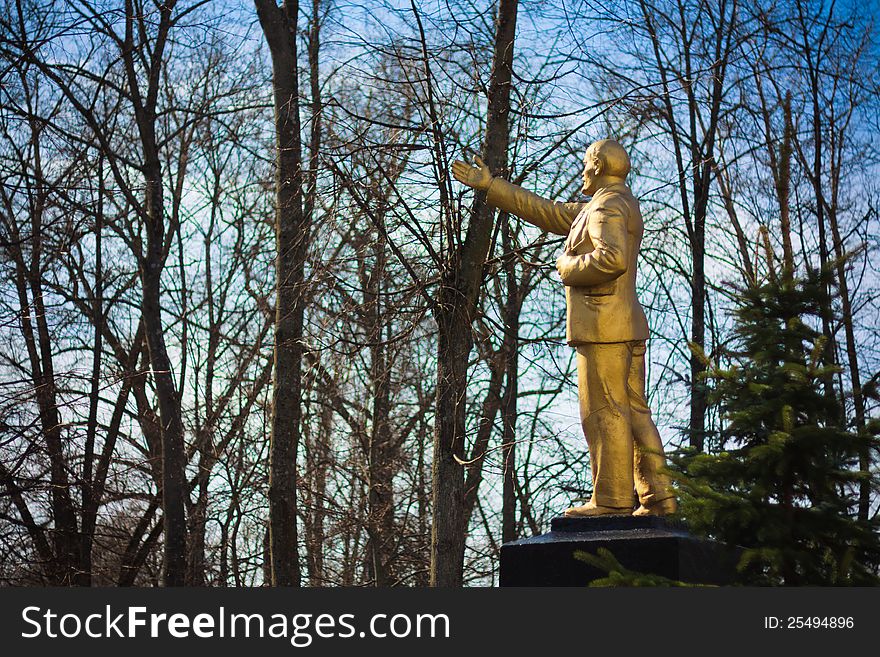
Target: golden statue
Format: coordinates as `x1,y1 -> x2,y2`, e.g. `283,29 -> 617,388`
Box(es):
452,140 -> 676,517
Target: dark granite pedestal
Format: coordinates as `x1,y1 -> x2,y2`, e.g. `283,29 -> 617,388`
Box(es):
500,515 -> 738,586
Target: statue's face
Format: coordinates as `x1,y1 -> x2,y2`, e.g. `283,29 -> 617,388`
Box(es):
581,147 -> 600,195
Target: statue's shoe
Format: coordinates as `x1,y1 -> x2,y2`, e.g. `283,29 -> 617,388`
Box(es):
632,497 -> 677,517
563,502 -> 633,517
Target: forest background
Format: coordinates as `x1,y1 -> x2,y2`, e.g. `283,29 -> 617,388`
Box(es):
0,0 -> 877,587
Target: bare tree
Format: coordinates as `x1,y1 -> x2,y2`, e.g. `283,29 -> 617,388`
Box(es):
429,0 -> 519,587
255,0 -> 313,587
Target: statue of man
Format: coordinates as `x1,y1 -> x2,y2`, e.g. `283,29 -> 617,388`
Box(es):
452,139 -> 676,517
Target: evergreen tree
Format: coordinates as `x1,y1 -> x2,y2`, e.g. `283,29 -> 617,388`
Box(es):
671,262 -> 880,585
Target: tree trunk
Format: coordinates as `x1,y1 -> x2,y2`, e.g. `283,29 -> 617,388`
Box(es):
302,0 -> 327,585
638,0 -> 734,451
824,141 -> 869,519
186,458 -> 210,586
367,246 -> 396,586
799,2 -> 838,402
255,0 -> 309,587
141,167 -> 188,586
79,158 -> 104,586
11,125 -> 80,584
430,0 -> 518,586
501,216 -> 519,544
431,312 -> 472,587
688,213 -> 707,451
460,352 -> 506,533
305,401 -> 330,586
118,0 -> 189,587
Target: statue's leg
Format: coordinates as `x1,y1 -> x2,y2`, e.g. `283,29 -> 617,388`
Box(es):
575,343 -> 635,510
627,340 -> 676,514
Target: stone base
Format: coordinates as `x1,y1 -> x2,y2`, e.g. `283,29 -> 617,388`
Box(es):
500,515 -> 738,586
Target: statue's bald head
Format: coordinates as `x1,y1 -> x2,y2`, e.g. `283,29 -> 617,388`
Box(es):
584,139 -> 631,179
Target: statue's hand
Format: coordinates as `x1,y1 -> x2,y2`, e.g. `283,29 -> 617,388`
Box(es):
556,253 -> 578,285
451,155 -> 492,191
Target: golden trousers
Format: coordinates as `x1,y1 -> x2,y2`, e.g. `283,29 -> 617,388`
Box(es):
576,340 -> 673,508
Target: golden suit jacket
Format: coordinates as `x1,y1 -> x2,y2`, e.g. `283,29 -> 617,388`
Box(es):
486,178 -> 649,345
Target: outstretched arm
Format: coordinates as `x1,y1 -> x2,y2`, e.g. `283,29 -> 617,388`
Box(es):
451,156 -> 581,236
